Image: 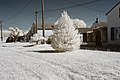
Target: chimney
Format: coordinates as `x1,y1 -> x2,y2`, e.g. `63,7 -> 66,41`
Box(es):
95,14 -> 99,23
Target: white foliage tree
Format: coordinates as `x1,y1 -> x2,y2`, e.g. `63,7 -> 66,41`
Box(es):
8,27 -> 25,42
51,11 -> 83,51
9,27 -> 16,37
14,27 -> 24,36
9,27 -> 24,37
30,33 -> 46,44
73,19 -> 86,28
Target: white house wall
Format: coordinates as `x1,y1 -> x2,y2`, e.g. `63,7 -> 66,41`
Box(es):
107,3 -> 120,44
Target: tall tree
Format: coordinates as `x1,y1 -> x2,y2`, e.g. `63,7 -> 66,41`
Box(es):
51,11 -> 83,51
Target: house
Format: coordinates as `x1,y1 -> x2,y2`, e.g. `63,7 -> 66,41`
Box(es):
26,23 -> 36,42
26,23 -> 53,41
106,1 -> 120,46
38,23 -> 54,30
86,17 -> 108,46
78,17 -> 108,46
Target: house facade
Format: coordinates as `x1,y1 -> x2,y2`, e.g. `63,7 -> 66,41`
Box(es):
77,17 -> 108,46
88,20 -> 107,46
106,2 -> 120,45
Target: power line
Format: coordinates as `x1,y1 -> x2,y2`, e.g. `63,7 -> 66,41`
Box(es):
2,12 -> 35,29
81,6 -> 105,14
64,0 -> 105,14
5,0 -> 33,21
38,0 -> 103,13
3,21 -> 31,27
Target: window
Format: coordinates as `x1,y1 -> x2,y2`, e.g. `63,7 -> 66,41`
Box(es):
119,27 -> 120,40
111,27 -> 120,40
83,33 -> 87,42
117,27 -> 120,40
119,8 -> 120,18
111,28 -> 114,40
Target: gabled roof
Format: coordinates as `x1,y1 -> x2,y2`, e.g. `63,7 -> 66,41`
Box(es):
36,23 -> 54,30
91,21 -> 107,29
106,1 -> 120,15
99,22 -> 107,27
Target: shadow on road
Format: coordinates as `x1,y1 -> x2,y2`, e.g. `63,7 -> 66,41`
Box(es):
80,45 -> 120,52
31,50 -> 64,53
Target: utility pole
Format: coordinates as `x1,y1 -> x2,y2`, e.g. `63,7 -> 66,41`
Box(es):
35,11 -> 38,33
41,0 -> 45,37
0,20 -> 3,41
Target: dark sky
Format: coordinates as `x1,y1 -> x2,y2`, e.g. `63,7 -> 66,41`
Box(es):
0,0 -> 119,30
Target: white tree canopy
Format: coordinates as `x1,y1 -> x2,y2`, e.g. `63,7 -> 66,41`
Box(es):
9,27 -> 24,37
30,33 -> 47,43
73,19 -> 86,28
51,11 -> 83,51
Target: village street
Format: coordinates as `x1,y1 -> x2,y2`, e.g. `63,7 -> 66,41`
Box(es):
0,42 -> 120,80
